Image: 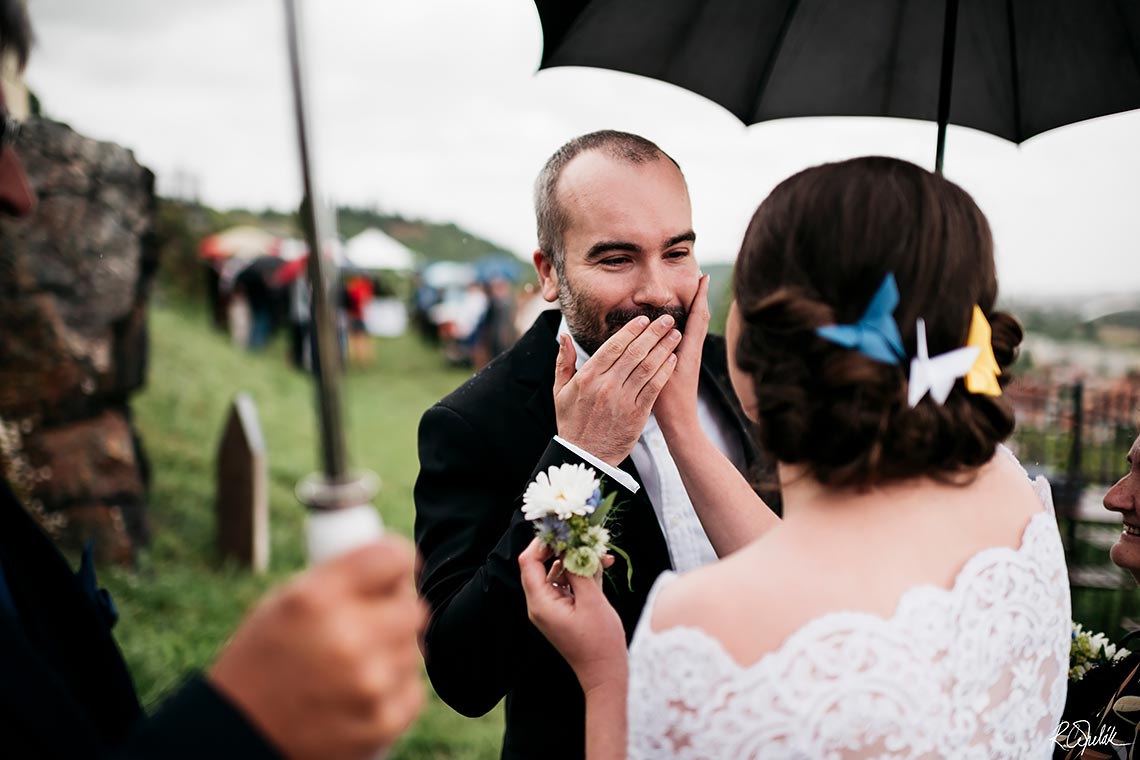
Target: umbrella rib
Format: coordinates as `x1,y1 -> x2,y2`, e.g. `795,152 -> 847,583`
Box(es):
748,0 -> 801,121
1006,0 -> 1023,142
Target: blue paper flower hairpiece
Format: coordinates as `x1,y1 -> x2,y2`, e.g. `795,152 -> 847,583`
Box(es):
815,273 -> 906,365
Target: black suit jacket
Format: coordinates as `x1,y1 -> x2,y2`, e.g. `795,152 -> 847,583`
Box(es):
0,477 -> 280,759
414,309 -> 779,759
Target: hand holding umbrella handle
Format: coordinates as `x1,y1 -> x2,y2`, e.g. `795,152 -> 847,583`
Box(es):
298,470 -> 390,760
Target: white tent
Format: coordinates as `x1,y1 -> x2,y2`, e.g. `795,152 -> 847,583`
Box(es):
344,228 -> 416,271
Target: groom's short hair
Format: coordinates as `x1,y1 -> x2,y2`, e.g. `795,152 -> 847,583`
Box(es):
534,130 -> 683,276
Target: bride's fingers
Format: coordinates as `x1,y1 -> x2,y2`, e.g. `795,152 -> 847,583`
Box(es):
565,566 -> 609,607
546,559 -> 574,599
519,539 -> 563,607
588,554 -> 614,589
521,537 -> 553,565
546,559 -> 566,584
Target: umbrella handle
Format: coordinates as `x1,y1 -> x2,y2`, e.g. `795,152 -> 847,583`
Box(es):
298,470 -> 385,564
305,504 -> 385,564
299,472 -> 388,760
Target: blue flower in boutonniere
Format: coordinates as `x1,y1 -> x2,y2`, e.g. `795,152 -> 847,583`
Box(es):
522,463 -> 632,588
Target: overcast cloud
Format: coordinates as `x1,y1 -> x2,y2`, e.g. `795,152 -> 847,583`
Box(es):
22,0 -> 1140,297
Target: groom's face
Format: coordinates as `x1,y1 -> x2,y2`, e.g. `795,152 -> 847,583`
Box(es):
1106,433 -> 1140,582
535,150 -> 699,355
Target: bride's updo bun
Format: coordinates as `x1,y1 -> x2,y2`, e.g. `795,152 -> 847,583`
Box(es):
732,156 -> 1022,490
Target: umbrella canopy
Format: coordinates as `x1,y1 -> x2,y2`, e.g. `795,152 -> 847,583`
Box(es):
421,261 -> 477,289
199,225 -> 279,261
535,0 -> 1140,167
344,228 -> 417,271
269,239 -> 346,287
475,253 -> 526,283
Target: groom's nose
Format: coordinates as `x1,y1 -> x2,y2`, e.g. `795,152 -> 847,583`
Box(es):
631,264 -> 674,309
1105,471 -> 1138,513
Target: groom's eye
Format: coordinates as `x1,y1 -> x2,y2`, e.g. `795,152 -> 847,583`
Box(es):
665,249 -> 690,260
600,256 -> 631,267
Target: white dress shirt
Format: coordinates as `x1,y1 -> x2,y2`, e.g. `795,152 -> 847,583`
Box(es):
553,318 -> 746,572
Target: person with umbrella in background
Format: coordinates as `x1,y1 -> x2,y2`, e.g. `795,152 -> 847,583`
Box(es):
0,3 -> 424,757
236,255 -> 289,351
345,270 -> 375,365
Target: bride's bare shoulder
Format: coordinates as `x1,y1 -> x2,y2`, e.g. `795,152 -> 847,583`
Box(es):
648,528 -> 805,644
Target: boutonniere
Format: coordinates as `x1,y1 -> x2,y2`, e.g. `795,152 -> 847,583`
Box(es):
522,462 -> 632,588
1071,622 -> 1131,681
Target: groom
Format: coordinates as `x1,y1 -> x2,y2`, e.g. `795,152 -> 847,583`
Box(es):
414,130 -> 779,759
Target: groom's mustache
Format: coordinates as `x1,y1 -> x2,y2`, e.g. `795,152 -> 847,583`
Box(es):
604,305 -> 689,336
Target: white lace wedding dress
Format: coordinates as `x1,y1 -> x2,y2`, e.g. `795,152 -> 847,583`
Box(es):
627,460 -> 1071,759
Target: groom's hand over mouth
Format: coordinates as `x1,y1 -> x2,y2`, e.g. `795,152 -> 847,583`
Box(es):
553,314 -> 681,466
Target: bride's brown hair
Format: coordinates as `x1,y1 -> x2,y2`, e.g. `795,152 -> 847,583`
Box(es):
733,156 -> 1022,490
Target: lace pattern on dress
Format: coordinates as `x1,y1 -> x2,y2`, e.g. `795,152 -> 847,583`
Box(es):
627,472 -> 1070,760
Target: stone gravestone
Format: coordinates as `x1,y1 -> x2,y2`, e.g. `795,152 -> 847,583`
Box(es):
0,117 -> 158,564
215,393 -> 269,573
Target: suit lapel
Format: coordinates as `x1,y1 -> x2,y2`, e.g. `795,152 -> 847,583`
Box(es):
600,454 -> 668,641
516,310 -> 561,434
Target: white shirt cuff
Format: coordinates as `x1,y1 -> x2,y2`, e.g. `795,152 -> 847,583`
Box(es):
553,436 -> 641,494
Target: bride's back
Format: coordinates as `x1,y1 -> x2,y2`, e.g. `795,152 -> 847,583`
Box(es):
630,466 -> 1069,759
653,446 -> 1049,665
626,157 -> 1071,759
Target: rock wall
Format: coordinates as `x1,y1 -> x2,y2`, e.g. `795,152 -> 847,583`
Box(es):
0,117 -> 158,564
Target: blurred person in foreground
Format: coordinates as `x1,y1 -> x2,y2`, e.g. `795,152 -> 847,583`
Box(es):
523,156 -> 1072,758
1055,427 -> 1140,759
0,5 -> 423,758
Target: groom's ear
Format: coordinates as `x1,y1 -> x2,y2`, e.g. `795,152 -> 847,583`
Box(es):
533,249 -> 560,303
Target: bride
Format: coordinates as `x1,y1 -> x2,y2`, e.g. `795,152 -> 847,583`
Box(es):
520,156 -> 1071,759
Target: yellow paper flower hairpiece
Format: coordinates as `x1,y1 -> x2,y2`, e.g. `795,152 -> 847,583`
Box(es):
964,306 -> 1002,397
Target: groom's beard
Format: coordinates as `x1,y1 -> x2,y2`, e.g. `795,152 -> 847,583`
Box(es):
559,279 -> 688,357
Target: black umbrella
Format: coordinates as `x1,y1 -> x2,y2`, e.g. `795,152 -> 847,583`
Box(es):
534,0 -> 1140,172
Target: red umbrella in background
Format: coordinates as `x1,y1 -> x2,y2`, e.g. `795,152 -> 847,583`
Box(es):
199,225 -> 280,261
272,254 -> 309,287
269,238 -> 344,287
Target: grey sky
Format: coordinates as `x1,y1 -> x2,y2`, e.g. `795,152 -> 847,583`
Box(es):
23,0 -> 1140,297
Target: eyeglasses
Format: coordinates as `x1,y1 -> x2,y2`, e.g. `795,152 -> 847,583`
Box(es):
0,110 -> 20,151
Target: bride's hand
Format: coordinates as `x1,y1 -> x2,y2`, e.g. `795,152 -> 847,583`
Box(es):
519,538 -> 628,692
653,273 -> 710,441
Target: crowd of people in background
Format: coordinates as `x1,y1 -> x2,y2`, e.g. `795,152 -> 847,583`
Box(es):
203,249 -> 553,374
410,276 -> 558,370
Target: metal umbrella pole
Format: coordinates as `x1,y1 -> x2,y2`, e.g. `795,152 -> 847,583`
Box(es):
282,0 -> 384,563
933,0 -> 960,175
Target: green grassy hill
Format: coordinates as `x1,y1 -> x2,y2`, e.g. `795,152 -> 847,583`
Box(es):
108,297 -> 502,759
